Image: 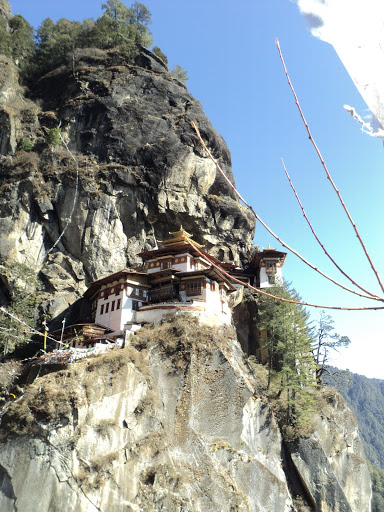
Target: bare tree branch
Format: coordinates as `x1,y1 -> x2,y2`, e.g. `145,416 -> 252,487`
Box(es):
281,158 -> 380,299
191,121 -> 384,303
275,37 -> 384,294
185,234 -> 384,311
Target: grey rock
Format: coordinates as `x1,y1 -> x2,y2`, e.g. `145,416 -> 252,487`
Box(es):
287,392 -> 372,512
0,48 -> 255,319
0,0 -> 11,20
0,319 -> 371,512
0,320 -> 294,512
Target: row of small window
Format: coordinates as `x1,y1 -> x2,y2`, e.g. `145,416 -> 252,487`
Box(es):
101,287 -> 146,300
100,299 -> 121,315
101,287 -> 122,298
151,258 -> 207,271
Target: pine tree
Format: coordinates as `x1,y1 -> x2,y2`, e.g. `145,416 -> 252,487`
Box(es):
46,127 -> 62,149
312,311 -> 351,384
0,14 -> 35,69
257,283 -> 317,429
171,64 -> 189,84
33,2 -> 154,77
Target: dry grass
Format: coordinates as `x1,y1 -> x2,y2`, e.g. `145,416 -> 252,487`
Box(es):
131,313 -> 235,364
93,418 -> 116,438
0,345 -> 150,441
75,451 -> 120,490
0,367 -> 86,440
0,315 -> 236,442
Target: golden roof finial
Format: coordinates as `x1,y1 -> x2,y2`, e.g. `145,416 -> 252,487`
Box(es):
160,225 -> 203,247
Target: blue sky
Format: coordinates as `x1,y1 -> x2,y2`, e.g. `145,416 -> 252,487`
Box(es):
10,0 -> 384,378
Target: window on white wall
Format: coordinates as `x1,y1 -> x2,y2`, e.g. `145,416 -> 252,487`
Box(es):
186,281 -> 202,296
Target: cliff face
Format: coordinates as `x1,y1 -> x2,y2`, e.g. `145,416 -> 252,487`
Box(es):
0,5 -> 372,509
0,317 -> 371,511
0,47 -> 255,319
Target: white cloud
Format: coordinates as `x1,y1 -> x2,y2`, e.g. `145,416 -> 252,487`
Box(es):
295,0 -> 384,136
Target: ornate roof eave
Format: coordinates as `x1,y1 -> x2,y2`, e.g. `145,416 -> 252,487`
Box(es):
84,269 -> 147,298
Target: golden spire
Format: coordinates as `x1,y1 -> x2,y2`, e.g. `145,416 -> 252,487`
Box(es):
160,225 -> 203,247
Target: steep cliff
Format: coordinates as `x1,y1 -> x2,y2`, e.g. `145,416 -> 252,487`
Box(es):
0,45 -> 255,319
0,4 -> 373,510
0,316 -> 371,511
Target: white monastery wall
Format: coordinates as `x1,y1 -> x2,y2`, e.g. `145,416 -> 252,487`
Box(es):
259,267 -> 283,288
95,285 -> 147,335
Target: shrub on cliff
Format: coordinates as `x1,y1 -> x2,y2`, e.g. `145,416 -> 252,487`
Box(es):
0,262 -> 44,356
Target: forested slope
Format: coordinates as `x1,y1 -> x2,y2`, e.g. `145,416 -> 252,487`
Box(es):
325,369 -> 384,511
325,369 -> 384,467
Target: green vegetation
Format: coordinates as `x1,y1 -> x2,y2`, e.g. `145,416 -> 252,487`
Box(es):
18,137 -> 34,152
324,369 -> 384,509
0,262 -> 43,356
152,45 -> 168,64
256,283 -> 317,434
171,64 -> 189,84
0,1 -> 187,83
311,312 -> 351,384
46,127 -> 62,149
325,369 -> 384,467
369,462 -> 384,512
0,14 -> 35,69
33,1 -> 153,76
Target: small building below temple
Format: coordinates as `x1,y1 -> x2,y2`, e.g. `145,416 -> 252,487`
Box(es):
84,269 -> 150,337
50,323 -> 114,350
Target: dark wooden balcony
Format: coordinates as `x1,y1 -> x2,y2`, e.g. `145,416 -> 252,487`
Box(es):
148,284 -> 179,304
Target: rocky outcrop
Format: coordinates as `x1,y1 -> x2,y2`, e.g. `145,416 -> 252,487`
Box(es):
0,48 -> 255,319
0,0 -> 11,20
232,288 -> 263,357
288,391 -> 372,511
0,317 -> 371,511
0,56 -> 39,155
